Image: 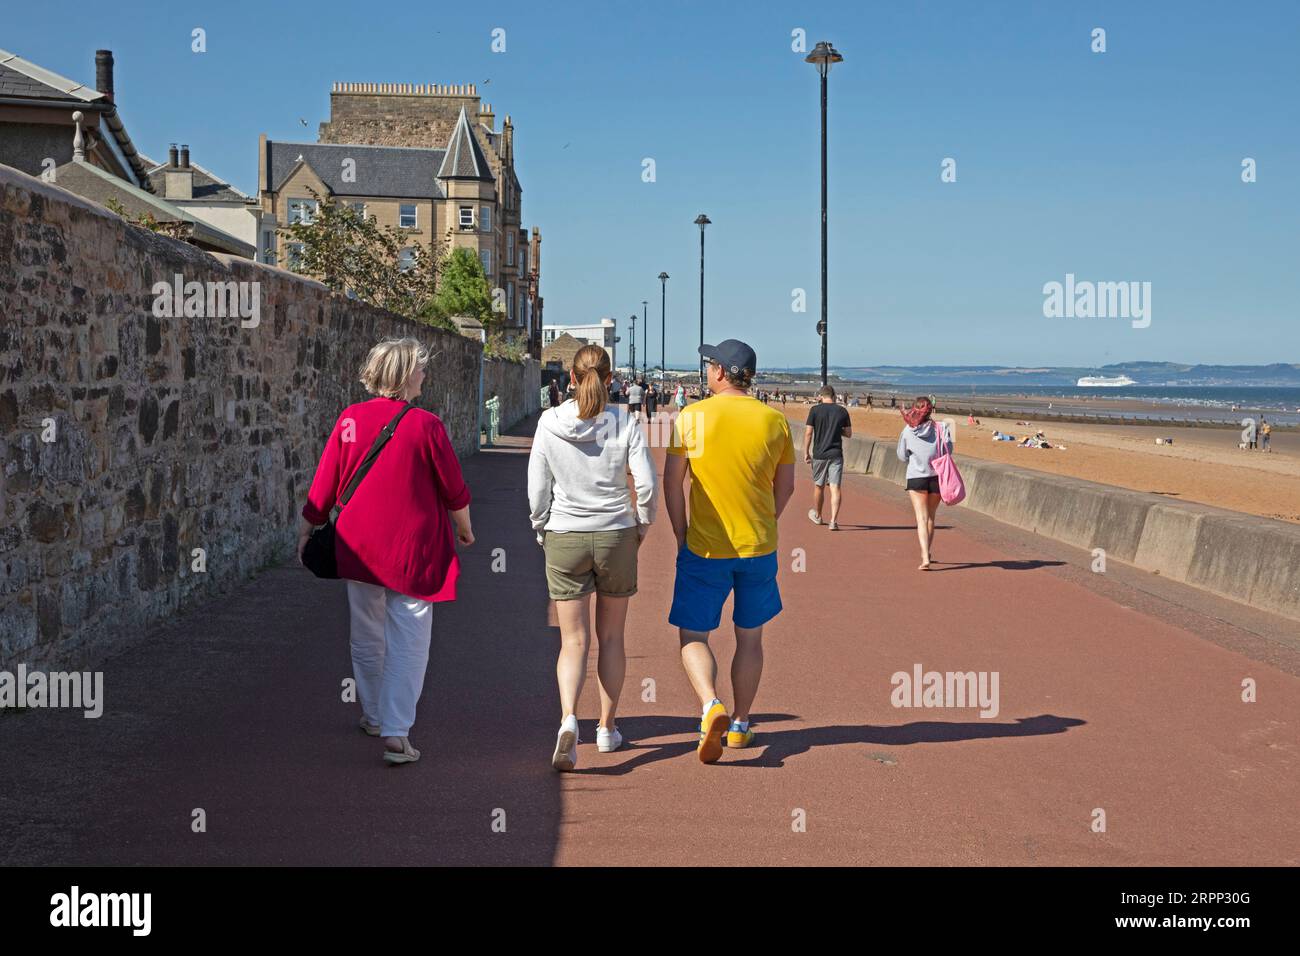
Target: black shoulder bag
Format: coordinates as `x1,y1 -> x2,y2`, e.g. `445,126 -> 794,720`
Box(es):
301,403 -> 416,579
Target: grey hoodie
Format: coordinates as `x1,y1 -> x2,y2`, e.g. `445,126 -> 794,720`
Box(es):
527,399 -> 658,538
896,420 -> 950,479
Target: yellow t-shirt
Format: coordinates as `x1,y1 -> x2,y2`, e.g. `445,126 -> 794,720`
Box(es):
668,393 -> 795,558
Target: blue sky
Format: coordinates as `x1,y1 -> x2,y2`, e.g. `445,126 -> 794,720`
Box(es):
7,0 -> 1298,367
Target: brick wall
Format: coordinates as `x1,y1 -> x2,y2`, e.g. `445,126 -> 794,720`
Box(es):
0,163 -> 523,669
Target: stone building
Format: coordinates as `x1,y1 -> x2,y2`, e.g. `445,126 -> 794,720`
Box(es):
541,332 -> 586,372
258,82 -> 543,354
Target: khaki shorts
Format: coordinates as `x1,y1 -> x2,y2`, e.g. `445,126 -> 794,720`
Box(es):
544,527 -> 639,600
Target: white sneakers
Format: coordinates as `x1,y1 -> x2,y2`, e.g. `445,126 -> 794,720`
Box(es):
596,726 -> 624,753
552,717 -> 626,770
808,509 -> 824,526
552,714 -> 579,771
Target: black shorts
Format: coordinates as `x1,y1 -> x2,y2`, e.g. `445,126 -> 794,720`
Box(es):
906,476 -> 940,494
629,403 -> 642,412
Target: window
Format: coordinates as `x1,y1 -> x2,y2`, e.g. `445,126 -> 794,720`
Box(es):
287,198 -> 317,225
287,242 -> 304,270
261,230 -> 276,265
520,247 -> 528,276
459,206 -> 474,229
350,201 -> 367,220
480,205 -> 491,233
480,248 -> 492,275
507,231 -> 515,266
507,282 -> 515,321
398,247 -> 417,273
399,204 -> 417,228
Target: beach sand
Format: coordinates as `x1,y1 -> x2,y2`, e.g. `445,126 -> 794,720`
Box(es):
780,402 -> 1300,524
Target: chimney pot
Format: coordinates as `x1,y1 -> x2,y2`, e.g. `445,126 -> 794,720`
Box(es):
94,50 -> 114,101
180,144 -> 190,168
168,143 -> 179,167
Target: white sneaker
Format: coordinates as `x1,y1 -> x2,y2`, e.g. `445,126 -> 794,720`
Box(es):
596,725 -> 624,752
552,714 -> 579,772
808,509 -> 824,526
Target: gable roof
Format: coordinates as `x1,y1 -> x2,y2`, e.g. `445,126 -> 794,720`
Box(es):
266,140 -> 445,199
437,107 -> 495,181
140,152 -> 253,203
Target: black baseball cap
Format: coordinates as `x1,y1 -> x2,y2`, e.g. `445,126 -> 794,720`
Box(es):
698,339 -> 757,376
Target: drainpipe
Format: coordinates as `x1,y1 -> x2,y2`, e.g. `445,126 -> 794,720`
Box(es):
476,329 -> 486,450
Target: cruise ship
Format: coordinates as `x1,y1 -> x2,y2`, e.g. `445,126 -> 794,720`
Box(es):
1077,374 -> 1137,387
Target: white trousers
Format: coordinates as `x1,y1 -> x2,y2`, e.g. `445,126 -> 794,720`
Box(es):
346,580 -> 433,739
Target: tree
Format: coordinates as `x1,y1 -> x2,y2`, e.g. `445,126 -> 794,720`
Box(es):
425,247 -> 499,330
278,190 -> 451,329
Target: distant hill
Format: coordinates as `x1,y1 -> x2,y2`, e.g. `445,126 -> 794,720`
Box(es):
773,363 -> 1300,387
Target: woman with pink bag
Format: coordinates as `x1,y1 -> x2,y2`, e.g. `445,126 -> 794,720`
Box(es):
896,396 -> 959,570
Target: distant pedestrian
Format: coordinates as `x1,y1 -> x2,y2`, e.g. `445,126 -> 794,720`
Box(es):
675,382 -> 687,410
528,345 -> 657,771
897,397 -> 948,571
665,339 -> 795,762
299,337 -> 474,765
803,385 -> 852,531
610,376 -> 622,404
645,381 -> 658,419
626,378 -> 644,421
1260,417 -> 1272,452
547,379 -> 561,408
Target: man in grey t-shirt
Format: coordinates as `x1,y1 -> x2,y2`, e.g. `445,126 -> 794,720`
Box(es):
802,385 -> 852,530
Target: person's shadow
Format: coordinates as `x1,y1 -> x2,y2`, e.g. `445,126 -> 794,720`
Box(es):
577,713 -> 1084,773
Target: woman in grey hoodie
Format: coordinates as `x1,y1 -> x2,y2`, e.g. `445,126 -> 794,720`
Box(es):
527,344 -> 658,771
897,396 -> 949,570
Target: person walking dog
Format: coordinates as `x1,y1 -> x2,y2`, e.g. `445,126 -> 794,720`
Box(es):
299,337 -> 474,765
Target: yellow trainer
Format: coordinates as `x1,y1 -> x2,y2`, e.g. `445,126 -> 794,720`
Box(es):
698,700 -> 729,764
726,721 -> 754,749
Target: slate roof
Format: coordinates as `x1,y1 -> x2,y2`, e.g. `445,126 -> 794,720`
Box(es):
267,141 -> 446,198
437,107 -> 495,181
0,49 -> 104,103
140,153 -> 252,203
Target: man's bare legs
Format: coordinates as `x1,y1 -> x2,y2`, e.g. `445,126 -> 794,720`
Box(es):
827,483 -> 843,526
811,482 -> 825,520
679,624 -> 764,722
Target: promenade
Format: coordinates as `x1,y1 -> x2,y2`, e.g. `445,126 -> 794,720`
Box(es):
2,412 -> 1297,866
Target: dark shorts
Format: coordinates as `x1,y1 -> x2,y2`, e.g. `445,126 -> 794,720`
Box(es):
906,475 -> 940,494
629,402 -> 642,412
669,547 -> 782,632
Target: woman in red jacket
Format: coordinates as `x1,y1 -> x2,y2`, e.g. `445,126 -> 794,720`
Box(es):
298,337 -> 474,766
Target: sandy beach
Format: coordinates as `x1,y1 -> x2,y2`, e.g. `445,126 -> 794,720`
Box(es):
779,401 -> 1300,524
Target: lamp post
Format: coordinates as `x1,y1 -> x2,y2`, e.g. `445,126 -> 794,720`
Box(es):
805,40 -> 842,388
694,214 -> 710,392
628,317 -> 636,377
641,300 -> 648,379
658,272 -> 669,388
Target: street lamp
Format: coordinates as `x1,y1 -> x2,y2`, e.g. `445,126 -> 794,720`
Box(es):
628,317 -> 636,377
658,272 -> 669,388
642,300 -> 648,379
694,214 -> 710,392
806,40 -> 842,388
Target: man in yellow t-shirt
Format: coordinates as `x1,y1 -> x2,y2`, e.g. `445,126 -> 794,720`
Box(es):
665,339 -> 795,764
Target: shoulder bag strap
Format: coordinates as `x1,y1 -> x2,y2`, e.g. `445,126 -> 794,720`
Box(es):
338,403 -> 416,509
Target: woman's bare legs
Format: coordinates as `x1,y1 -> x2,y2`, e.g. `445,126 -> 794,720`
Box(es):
555,593 -> 592,719
909,490 -> 932,569
593,594 -> 630,728
926,492 -> 942,561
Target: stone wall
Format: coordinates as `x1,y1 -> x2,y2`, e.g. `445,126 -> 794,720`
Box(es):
484,356 -> 540,433
318,86 -> 484,150
0,164 -> 526,669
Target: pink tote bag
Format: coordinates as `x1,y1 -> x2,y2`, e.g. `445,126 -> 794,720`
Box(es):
931,422 -> 966,505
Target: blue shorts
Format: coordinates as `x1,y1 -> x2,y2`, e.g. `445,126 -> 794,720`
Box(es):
668,547 -> 782,632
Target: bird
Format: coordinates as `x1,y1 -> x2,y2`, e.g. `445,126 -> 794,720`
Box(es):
299,118 -> 308,126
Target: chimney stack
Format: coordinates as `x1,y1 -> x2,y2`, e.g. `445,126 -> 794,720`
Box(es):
95,50 -> 114,102
179,144 -> 190,168
164,143 -> 194,200
168,143 -> 179,167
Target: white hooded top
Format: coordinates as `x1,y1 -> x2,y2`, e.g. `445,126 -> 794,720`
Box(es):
527,399 -> 658,539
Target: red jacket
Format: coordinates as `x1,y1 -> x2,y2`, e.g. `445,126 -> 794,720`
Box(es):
303,397 -> 471,602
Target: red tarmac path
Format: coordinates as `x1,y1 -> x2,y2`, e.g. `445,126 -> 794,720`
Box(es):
1,409 -> 1297,866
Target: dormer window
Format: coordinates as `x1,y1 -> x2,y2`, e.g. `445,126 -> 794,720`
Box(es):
288,198 -> 317,224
